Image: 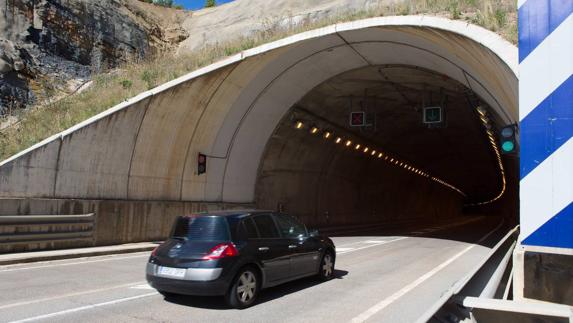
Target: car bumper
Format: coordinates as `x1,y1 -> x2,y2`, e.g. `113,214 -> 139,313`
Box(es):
146,263 -> 230,296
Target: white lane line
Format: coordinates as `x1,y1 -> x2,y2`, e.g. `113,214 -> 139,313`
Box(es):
334,236 -> 406,249
336,248 -> 354,252
130,284 -> 153,290
335,239 -> 387,248
350,222 -> 501,322
338,237 -> 408,255
0,281 -> 146,310
8,292 -> 158,323
0,253 -> 150,273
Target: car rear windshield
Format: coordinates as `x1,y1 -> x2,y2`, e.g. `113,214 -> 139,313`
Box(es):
171,216 -> 230,241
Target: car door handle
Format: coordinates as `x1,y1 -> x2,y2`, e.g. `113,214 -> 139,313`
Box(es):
258,247 -> 269,251
288,245 -> 298,249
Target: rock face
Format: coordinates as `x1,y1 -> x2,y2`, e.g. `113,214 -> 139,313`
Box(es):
0,0 -> 190,114
0,39 -> 36,112
178,0 -> 393,53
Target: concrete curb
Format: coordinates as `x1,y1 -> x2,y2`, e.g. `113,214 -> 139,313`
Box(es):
0,243 -> 159,266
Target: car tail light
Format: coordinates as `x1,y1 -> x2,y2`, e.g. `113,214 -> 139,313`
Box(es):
202,243 -> 239,260
151,246 -> 160,256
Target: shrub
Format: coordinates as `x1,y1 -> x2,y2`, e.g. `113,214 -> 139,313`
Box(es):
153,0 -> 173,7
205,0 -> 216,8
120,79 -> 133,90
141,70 -> 158,89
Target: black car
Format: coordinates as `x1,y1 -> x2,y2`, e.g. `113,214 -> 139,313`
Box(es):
146,210 -> 336,308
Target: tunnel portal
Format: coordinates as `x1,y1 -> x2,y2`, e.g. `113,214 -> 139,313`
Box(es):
0,16 -> 518,248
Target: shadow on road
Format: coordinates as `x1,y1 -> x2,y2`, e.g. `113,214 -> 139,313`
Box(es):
163,269 -> 349,310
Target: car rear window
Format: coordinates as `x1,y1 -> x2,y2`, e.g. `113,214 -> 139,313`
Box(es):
171,216 -> 230,241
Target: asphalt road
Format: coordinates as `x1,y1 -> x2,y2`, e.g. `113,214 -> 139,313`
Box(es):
0,216 -> 508,323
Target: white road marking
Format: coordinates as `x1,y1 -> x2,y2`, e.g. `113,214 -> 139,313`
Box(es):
8,292 -> 158,323
0,281 -> 146,310
130,284 -> 153,290
0,253 -> 150,273
337,237 -> 408,255
335,237 -> 408,254
350,222 -> 501,322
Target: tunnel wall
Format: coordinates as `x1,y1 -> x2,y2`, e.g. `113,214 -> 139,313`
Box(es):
256,116 -> 464,229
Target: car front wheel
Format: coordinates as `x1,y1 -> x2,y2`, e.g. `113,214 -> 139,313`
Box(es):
318,251 -> 335,281
226,267 -> 259,309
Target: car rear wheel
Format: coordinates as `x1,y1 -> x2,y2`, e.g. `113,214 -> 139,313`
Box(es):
226,267 -> 259,309
318,251 -> 335,281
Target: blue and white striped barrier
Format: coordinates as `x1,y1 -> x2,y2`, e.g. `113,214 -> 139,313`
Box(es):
519,0 -> 573,249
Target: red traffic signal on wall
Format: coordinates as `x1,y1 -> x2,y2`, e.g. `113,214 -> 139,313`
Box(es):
350,111 -> 365,126
198,153 -> 207,175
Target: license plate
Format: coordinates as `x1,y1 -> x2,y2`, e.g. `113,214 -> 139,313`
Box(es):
158,266 -> 186,278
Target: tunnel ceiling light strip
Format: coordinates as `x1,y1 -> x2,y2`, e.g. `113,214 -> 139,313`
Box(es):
466,106 -> 507,206
310,126 -> 319,134
292,117 -> 467,197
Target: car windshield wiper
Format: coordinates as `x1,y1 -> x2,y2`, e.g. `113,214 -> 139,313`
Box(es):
171,236 -> 188,241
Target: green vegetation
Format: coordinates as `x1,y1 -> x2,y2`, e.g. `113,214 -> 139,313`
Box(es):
0,0 -> 517,161
205,0 -> 216,8
139,0 -> 182,9
154,0 -> 173,7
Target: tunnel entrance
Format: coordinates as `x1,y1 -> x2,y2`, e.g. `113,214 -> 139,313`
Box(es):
255,65 -> 518,229
0,16 -> 519,247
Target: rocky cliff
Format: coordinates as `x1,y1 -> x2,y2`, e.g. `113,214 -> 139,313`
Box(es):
0,0 -> 190,114
178,0 -> 388,53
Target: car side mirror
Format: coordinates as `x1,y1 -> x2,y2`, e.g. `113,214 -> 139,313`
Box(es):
309,229 -> 319,237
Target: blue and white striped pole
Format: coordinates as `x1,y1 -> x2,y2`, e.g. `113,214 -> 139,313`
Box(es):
517,0 -> 573,300
519,0 -> 573,250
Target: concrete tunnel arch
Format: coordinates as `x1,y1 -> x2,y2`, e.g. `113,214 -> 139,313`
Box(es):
0,16 -> 517,221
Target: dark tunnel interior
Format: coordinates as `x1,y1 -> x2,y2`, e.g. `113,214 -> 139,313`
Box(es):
254,65 -> 518,230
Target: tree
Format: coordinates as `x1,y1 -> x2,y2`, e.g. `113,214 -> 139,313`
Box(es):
153,0 -> 173,7
205,0 -> 216,8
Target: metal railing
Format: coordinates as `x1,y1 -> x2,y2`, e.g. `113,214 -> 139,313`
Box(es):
0,214 -> 95,253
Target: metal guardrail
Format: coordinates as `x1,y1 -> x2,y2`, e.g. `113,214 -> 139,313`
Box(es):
462,297 -> 573,322
0,214 -> 94,224
415,222 -> 519,323
419,222 -> 573,322
0,214 -> 95,251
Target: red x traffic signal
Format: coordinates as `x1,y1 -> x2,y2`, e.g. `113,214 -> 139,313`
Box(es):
350,112 -> 365,126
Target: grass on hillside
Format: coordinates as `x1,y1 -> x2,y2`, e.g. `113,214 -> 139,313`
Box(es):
0,0 -> 516,161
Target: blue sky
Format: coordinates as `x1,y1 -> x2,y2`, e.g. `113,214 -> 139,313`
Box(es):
175,0 -> 234,10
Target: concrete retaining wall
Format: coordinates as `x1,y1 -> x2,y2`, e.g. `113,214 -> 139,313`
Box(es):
0,198 -> 252,252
